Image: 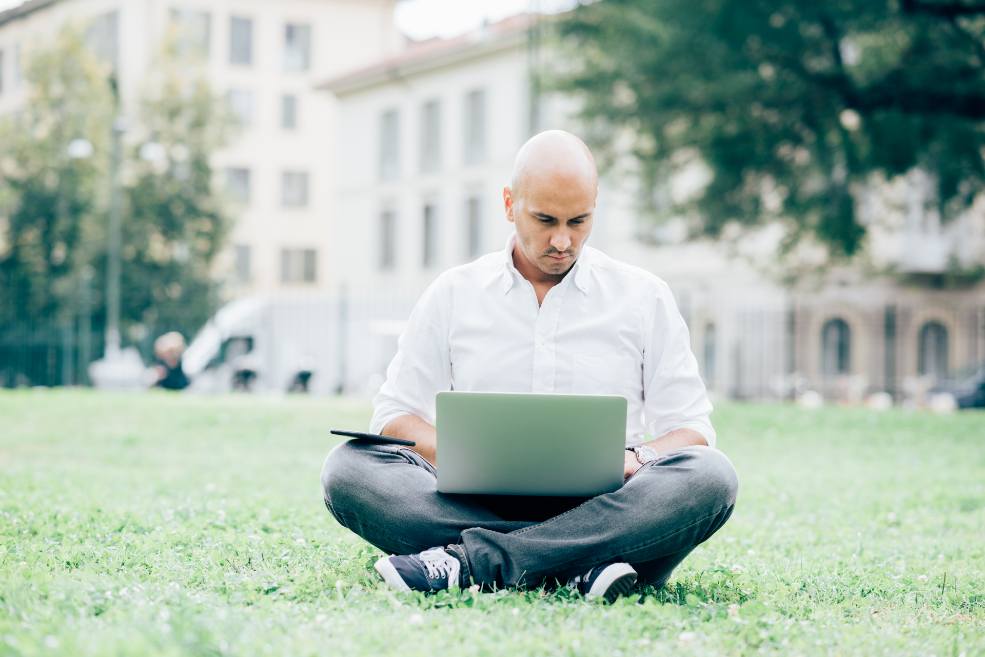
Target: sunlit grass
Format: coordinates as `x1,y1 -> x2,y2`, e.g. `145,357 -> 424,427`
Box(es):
1,390 -> 983,656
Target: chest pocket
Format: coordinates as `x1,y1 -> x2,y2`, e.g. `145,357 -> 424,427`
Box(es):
572,350 -> 641,397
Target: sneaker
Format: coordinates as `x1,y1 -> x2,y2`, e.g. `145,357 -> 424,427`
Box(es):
374,547 -> 463,593
568,562 -> 638,603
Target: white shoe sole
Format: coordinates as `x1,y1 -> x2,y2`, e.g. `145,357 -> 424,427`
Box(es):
374,556 -> 412,592
586,563 -> 638,603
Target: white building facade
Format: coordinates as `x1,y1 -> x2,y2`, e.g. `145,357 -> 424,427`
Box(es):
321,14 -> 985,401
0,0 -> 401,294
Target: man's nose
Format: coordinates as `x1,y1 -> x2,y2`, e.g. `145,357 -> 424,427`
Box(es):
550,230 -> 572,253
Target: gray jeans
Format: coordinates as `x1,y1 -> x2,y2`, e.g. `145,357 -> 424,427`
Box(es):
320,441 -> 738,589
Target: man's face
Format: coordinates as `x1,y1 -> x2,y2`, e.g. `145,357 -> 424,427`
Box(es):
504,173 -> 596,279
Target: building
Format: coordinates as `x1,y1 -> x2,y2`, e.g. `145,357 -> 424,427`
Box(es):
0,0 -> 401,294
320,13 -> 985,401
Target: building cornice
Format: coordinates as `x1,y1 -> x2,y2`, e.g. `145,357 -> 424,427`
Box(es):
0,0 -> 62,28
319,14 -> 534,97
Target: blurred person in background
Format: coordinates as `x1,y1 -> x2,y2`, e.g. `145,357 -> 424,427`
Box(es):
152,331 -> 190,391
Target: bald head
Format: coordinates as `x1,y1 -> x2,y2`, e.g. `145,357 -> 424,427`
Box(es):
503,131 -> 598,283
509,130 -> 598,200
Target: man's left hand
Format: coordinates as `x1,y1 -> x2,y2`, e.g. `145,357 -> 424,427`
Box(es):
624,449 -> 643,480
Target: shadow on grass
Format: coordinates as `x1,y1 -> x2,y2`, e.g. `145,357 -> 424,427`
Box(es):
398,565 -> 757,611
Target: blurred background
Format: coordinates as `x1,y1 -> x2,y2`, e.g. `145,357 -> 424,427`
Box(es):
0,0 -> 982,409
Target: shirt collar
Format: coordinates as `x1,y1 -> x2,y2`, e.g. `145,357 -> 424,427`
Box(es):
499,232 -> 591,295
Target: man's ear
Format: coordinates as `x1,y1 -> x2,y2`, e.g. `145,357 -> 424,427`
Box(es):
503,186 -> 515,224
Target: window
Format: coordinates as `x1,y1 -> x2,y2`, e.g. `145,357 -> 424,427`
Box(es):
86,11 -> 119,70
379,108 -> 400,181
466,195 -> 482,259
283,23 -> 311,72
463,89 -> 487,165
419,99 -> 442,173
702,323 -> 717,387
170,9 -> 211,59
422,203 -> 438,268
234,244 -> 251,283
226,89 -> 254,127
12,44 -> 20,88
379,209 -> 396,270
281,170 -> 309,207
821,317 -> 851,376
281,94 -> 298,130
280,248 -> 317,284
918,321 -> 949,379
229,16 -> 253,66
225,167 -> 251,204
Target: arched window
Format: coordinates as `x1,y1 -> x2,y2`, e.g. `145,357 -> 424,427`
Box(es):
702,322 -> 717,386
917,321 -> 949,379
821,318 -> 851,376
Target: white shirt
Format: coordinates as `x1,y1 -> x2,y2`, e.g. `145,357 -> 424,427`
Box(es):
370,234 -> 716,447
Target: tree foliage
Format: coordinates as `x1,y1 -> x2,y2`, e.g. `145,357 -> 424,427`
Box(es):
0,28 -> 112,324
553,0 -> 985,259
0,27 -> 231,353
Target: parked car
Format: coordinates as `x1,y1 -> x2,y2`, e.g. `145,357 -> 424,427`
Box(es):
929,363 -> 985,409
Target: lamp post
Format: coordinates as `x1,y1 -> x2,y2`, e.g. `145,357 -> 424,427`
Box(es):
64,138 -> 93,386
87,73 -> 165,388
104,116 -> 125,358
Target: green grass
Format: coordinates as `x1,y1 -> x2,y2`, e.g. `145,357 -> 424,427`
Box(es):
1,390 -> 983,657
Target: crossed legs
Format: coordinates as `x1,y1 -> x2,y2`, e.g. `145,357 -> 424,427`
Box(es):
321,441 -> 737,589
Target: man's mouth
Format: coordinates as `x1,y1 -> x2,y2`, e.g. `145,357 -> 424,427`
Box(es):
546,253 -> 570,261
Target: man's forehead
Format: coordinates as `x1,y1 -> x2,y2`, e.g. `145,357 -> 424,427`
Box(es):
511,130 -> 598,196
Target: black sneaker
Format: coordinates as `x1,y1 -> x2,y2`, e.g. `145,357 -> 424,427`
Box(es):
568,562 -> 638,603
374,547 -> 463,593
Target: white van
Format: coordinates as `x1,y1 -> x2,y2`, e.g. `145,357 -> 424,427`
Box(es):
182,291 -> 411,395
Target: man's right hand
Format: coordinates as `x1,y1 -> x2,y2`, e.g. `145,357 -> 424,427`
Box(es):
381,415 -> 438,467
624,449 -> 643,480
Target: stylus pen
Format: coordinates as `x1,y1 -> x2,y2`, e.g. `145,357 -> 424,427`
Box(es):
330,429 -> 416,447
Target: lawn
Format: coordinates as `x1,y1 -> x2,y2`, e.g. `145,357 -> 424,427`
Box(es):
0,390 -> 983,657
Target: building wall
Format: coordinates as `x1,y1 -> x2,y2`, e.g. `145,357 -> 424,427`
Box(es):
325,21 -> 985,399
330,38 -> 535,300
0,0 -> 401,295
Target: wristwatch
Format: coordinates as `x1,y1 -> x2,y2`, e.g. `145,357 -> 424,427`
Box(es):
627,444 -> 659,465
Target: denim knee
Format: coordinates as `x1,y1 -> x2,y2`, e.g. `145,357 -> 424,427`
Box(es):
320,441 -> 369,514
685,445 -> 739,510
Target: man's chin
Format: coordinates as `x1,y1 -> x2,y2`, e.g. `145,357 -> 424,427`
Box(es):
540,258 -> 574,275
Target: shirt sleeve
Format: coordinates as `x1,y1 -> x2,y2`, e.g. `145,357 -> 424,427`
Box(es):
641,281 -> 717,447
369,276 -> 452,433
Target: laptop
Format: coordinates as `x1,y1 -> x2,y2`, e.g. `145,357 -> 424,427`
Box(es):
435,391 -> 627,496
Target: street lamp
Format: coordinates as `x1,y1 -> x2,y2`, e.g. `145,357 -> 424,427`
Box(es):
87,88 -> 165,388
104,116 -> 125,358
67,138 -> 94,160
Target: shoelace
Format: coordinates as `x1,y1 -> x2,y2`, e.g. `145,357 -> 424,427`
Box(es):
566,567 -> 593,590
419,548 -> 457,581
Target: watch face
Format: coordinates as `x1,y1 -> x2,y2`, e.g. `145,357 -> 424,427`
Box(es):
638,446 -> 659,463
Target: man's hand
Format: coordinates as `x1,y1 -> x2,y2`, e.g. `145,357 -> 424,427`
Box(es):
380,415 -> 438,467
624,429 -> 710,480
624,449 -> 643,480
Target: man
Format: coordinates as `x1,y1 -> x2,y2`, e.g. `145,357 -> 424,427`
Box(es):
152,331 -> 190,391
321,130 -> 737,602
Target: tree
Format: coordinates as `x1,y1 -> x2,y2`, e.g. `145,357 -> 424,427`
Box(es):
0,27 -> 232,383
0,28 -> 112,326
553,0 -> 985,262
116,48 -> 233,342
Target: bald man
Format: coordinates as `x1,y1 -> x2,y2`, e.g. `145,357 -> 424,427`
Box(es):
321,130 -> 737,603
